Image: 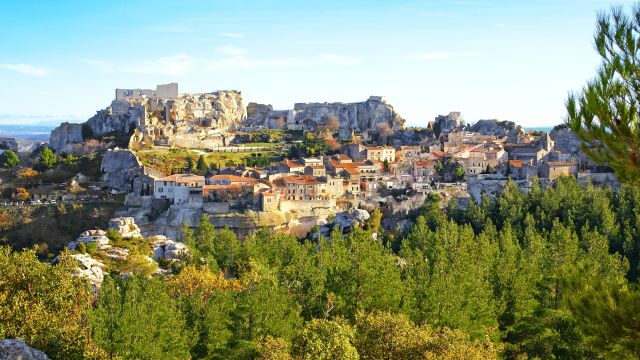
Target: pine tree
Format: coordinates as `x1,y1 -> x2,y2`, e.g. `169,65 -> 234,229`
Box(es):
90,275 -> 190,360
567,5 -> 640,185
0,150 -> 19,168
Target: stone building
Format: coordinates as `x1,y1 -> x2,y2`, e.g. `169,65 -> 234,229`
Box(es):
115,83 -> 178,100
366,146 -> 396,163
540,162 -> 578,180
154,174 -> 204,205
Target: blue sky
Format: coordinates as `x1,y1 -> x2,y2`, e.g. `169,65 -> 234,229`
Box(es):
0,0 -> 633,127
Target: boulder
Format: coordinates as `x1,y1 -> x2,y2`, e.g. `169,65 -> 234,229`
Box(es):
0,339 -> 50,360
67,229 -> 110,250
105,247 -> 130,261
334,209 -> 371,231
65,253 -> 105,289
150,235 -> 188,261
108,217 -> 142,238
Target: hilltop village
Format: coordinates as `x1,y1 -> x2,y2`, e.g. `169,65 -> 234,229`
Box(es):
3,83 -> 603,239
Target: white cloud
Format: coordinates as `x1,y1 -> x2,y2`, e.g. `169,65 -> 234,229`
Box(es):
413,51 -> 483,60
1,64 -> 48,76
219,32 -> 245,39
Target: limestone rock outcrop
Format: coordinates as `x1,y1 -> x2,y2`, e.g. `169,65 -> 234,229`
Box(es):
109,217 -> 142,238
65,253 -> 105,289
245,96 -> 405,135
150,235 -> 188,261
67,230 -> 110,250
48,122 -> 83,153
468,119 -> 522,138
0,339 -> 50,360
549,124 -> 582,154
433,112 -> 464,134
49,87 -> 246,152
100,149 -> 142,192
334,209 -> 370,231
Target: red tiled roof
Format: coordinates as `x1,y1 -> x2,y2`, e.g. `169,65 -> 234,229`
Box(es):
416,160 -> 436,167
210,175 -> 258,183
508,160 -> 523,168
283,175 -> 323,185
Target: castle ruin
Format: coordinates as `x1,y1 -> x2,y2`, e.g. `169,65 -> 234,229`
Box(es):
115,83 -> 178,101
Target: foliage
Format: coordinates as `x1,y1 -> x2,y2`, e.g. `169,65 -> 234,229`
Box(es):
567,5 -> 640,185
292,318 -> 359,360
90,275 -> 191,360
12,187 -> 29,201
288,132 -> 333,158
0,247 -> 92,359
36,147 -> 57,170
0,149 -> 19,168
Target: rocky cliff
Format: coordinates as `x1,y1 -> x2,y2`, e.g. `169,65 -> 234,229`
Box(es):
245,96 -> 405,135
48,122 -> 84,153
49,89 -> 246,152
468,119 -> 523,139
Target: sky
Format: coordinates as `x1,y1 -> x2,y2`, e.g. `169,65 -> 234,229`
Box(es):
0,0 -> 634,128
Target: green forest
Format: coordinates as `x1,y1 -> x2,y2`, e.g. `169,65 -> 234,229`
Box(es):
1,177 -> 640,359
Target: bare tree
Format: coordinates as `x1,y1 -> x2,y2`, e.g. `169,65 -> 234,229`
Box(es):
377,122 -> 394,137
325,115 -> 340,132
274,116 -> 286,129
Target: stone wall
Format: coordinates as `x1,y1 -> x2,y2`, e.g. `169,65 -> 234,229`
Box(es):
279,199 -> 336,213
115,82 -> 178,100
203,202 -> 231,214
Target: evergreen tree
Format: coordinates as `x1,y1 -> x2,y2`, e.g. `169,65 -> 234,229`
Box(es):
197,155 -> 208,174
567,5 -> 640,185
37,147 -> 57,170
0,149 -> 19,168
90,275 -> 190,360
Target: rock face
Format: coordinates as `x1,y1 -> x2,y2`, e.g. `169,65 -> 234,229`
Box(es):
468,119 -> 523,139
109,217 -> 142,238
549,124 -> 581,154
0,339 -> 50,360
433,112 -> 463,134
49,86 -> 246,152
100,149 -> 142,192
48,122 -> 83,153
245,96 -> 405,135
